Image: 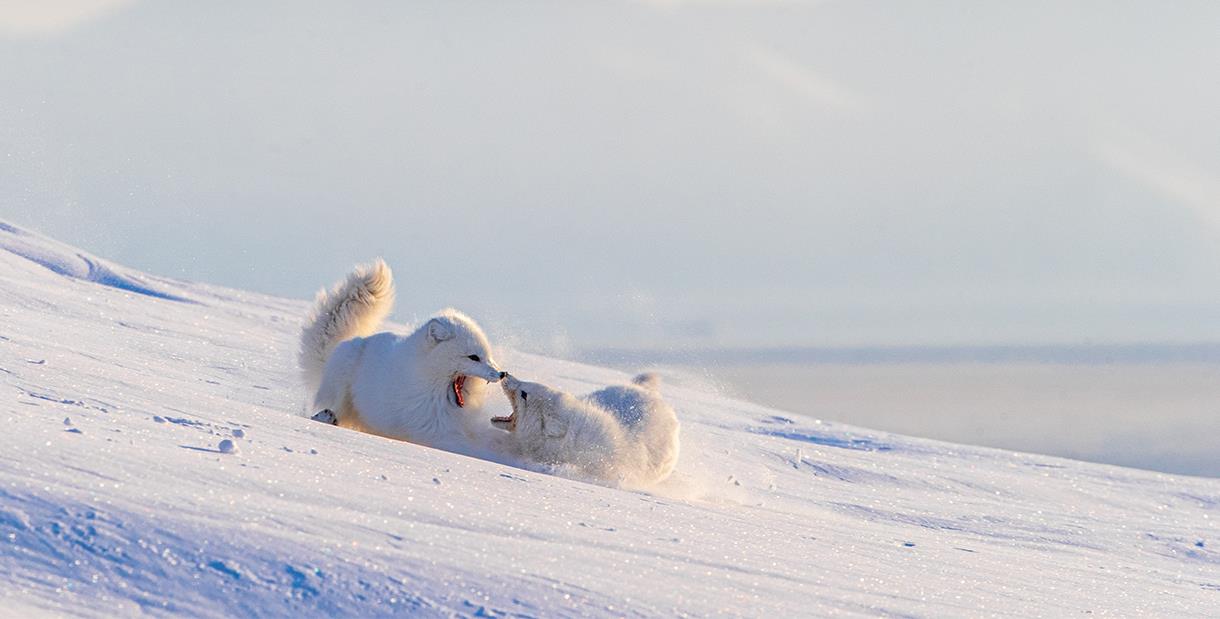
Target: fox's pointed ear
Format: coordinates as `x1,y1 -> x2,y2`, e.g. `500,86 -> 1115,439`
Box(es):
426,318 -> 454,345
542,411 -> 569,439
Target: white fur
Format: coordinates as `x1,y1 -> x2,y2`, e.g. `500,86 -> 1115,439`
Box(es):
300,261 -> 503,448
494,373 -> 680,487
299,259 -> 395,391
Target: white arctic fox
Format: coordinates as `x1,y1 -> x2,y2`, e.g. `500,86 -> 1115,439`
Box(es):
492,373 -> 680,487
299,260 -> 504,448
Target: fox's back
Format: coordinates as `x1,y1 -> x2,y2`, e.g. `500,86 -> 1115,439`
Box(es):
585,384 -> 680,482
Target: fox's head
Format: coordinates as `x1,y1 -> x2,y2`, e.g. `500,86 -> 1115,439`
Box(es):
420,309 -> 503,410
492,374 -> 571,439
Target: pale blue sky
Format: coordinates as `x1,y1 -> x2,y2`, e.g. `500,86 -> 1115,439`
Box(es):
3,1 -> 1219,351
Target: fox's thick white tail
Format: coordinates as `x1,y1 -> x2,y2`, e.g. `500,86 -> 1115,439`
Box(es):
632,373 -> 661,390
299,259 -> 395,391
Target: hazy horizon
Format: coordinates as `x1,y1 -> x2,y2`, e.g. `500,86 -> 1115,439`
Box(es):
4,1 -> 1220,351
698,361 -> 1220,478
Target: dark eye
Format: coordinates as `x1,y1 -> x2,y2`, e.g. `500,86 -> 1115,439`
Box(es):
521,391 -> 528,401
466,354 -> 481,362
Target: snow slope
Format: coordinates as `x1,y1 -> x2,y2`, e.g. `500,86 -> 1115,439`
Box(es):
1,221 -> 1217,617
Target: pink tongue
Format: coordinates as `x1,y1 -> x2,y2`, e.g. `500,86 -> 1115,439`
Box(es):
454,376 -> 466,407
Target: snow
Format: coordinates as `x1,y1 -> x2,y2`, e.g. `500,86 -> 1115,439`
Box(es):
1,220 -> 1218,617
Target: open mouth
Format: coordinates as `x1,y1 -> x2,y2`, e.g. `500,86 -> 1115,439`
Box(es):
490,389 -> 519,430
452,375 -> 466,408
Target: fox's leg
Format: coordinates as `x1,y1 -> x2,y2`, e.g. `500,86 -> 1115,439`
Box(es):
310,339 -> 361,425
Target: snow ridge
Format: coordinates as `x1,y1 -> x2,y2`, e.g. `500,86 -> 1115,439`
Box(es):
0,222 -> 192,303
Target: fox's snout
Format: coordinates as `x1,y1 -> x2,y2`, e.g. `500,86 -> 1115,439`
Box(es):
465,361 -> 504,383
501,374 -> 521,391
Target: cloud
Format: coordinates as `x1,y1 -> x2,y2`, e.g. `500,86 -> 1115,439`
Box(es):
636,0 -> 832,9
1096,141 -> 1220,234
744,45 -> 860,110
0,0 -> 135,38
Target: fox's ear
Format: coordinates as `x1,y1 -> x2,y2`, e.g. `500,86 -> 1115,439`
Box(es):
426,318 -> 454,345
542,410 -> 568,439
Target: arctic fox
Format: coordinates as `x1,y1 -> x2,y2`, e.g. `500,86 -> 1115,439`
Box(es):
492,373 -> 680,487
299,260 -> 504,448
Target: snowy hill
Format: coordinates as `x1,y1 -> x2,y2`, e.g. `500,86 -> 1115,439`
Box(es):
1,221 -> 1217,617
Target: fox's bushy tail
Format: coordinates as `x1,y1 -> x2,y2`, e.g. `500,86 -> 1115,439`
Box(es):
299,259 -> 395,391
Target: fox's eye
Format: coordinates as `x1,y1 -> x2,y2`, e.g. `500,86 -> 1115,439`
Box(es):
521,391 -> 528,401
467,354 -> 481,362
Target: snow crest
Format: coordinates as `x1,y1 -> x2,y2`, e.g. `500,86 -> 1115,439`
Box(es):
0,221 -> 193,302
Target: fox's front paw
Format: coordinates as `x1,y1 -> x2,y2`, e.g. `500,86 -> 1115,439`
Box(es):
311,409 -> 338,425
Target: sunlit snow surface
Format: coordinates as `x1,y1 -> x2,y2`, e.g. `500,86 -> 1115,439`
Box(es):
1,222 -> 1217,617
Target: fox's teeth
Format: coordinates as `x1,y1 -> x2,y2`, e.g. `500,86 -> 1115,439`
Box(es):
453,375 -> 466,407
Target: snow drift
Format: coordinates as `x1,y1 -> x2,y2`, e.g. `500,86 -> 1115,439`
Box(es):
1,221 -> 1218,617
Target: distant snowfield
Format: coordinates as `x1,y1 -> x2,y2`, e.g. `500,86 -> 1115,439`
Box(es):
704,361 -> 1220,478
1,222 -> 1217,617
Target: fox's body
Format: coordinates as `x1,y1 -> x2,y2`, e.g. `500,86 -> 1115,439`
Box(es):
494,373 -> 680,487
299,260 -> 502,447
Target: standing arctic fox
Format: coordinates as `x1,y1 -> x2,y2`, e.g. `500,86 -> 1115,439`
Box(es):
299,260 -> 504,448
492,373 -> 680,487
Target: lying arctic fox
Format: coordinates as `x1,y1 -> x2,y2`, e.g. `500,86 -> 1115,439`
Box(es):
299,260 -> 504,448
492,373 -> 680,487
